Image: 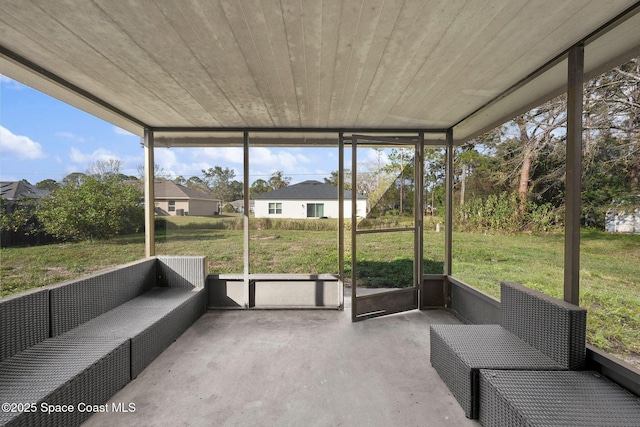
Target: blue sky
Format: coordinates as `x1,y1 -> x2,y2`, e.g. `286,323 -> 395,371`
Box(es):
1,75 -> 377,186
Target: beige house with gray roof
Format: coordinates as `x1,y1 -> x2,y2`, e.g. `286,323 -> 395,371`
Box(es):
154,181 -> 221,217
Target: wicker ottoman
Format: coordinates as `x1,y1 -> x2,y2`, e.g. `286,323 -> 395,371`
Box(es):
479,370 -> 640,426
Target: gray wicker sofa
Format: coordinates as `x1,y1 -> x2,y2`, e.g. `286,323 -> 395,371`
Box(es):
0,256 -> 207,427
430,281 -> 587,419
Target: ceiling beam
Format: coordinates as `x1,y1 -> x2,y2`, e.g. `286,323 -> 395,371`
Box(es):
0,44 -> 148,133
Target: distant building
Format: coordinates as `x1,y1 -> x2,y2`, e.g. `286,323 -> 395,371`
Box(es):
154,181 -> 221,216
605,207 -> 640,234
0,182 -> 53,247
0,181 -> 50,202
229,199 -> 254,213
254,180 -> 367,219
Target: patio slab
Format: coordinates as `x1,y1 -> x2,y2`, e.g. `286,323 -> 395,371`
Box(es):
82,306 -> 478,426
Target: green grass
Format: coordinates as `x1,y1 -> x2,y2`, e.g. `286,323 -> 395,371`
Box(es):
451,230 -> 640,367
0,235 -> 146,296
1,216 -> 638,368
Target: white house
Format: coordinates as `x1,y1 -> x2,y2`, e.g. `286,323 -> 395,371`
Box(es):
605,208 -> 640,234
254,180 -> 367,219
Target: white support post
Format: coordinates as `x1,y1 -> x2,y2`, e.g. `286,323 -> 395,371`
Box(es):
144,129 -> 155,258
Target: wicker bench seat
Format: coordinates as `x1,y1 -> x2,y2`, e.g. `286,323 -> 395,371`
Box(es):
430,282 -> 587,419
479,369 -> 640,426
67,286 -> 205,378
0,256 -> 207,427
0,336 -> 130,426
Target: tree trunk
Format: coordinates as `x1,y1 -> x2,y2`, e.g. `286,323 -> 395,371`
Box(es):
630,144 -> 640,193
516,117 -> 534,217
518,148 -> 533,216
460,163 -> 467,206
431,191 -> 435,216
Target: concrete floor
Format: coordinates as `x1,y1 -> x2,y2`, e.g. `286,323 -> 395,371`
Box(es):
83,304 -> 479,427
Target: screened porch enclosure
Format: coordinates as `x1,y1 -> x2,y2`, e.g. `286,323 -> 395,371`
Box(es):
2,1 -> 640,424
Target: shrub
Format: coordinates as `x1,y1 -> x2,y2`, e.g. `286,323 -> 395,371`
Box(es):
36,177 -> 144,241
222,203 -> 237,213
457,192 -> 560,233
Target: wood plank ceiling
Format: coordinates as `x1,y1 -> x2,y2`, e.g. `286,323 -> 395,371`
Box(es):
1,0 -> 640,144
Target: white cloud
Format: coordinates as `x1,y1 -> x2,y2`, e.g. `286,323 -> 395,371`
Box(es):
198,147 -> 244,164
154,148 -> 206,179
67,148 -> 143,177
149,147 -> 328,182
55,131 -> 85,143
0,126 -> 45,159
362,147 -> 389,165
154,148 -> 181,178
249,147 -> 311,169
69,147 -> 119,164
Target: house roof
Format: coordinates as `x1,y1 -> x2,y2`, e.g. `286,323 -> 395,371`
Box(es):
254,180 -> 366,200
1,1 -> 639,146
154,181 -> 220,201
230,199 -> 254,209
0,181 -> 50,201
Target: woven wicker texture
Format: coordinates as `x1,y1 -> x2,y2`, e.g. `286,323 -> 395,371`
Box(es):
0,336 -> 129,427
0,257 -> 208,427
65,287 -> 206,378
157,256 -> 206,289
131,290 -> 207,377
50,258 -> 156,336
0,290 -> 49,362
66,288 -> 203,338
430,324 -> 562,418
479,370 -> 640,427
500,282 -> 587,370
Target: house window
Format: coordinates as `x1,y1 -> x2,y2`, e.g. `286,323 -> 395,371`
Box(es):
168,200 -> 175,212
268,202 -> 282,215
307,203 -> 324,218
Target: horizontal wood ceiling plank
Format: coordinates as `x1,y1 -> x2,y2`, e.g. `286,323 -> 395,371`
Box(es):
154,1 -> 273,127
317,0 -> 341,127
94,1 -> 240,126
0,0 -> 178,126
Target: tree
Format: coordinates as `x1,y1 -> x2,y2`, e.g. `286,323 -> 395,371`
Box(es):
185,176 -> 209,192
250,179 -> 272,196
62,172 -> 87,187
268,170 -> 291,190
455,145 -> 484,207
136,163 -> 170,181
36,176 -> 144,241
423,148 -> 446,215
35,179 -> 59,191
606,58 -> 640,193
202,166 -> 243,202
324,169 -> 352,190
0,198 -> 41,235
512,97 -> 567,216
382,148 -> 415,214
87,159 -> 122,180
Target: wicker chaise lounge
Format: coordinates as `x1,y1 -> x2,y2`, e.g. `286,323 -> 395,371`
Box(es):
430,281 -> 587,419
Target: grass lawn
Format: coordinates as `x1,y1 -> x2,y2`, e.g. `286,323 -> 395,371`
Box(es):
1,216 -> 638,368
451,230 -> 640,368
